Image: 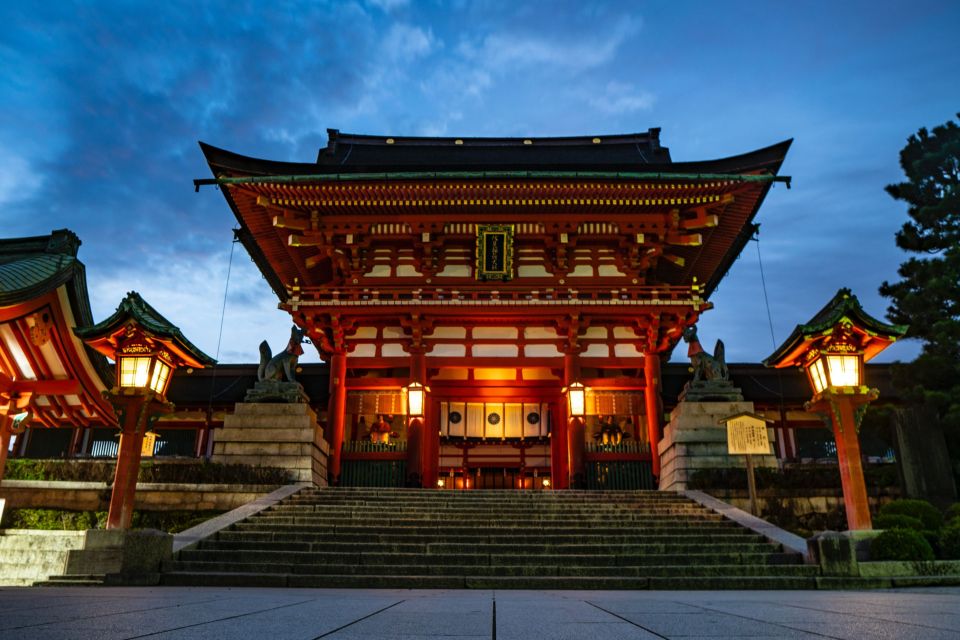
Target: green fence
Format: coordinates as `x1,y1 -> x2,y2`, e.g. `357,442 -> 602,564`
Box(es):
340,440 -> 408,487
585,460 -> 655,490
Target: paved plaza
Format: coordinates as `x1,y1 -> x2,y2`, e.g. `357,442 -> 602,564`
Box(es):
0,587 -> 958,639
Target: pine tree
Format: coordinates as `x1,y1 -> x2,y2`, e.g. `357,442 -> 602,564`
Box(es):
879,114 -> 960,466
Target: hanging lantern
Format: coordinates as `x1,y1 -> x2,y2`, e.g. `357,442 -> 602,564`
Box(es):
565,381 -> 586,418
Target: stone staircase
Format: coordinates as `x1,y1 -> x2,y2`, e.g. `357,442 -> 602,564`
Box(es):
0,530 -> 86,586
162,488 -> 820,589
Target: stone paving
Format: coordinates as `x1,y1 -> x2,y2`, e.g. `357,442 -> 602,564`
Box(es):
0,586 -> 958,639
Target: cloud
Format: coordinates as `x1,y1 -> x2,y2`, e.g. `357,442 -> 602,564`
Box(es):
457,16 -> 640,74
381,23 -> 437,62
367,0 -> 409,12
0,150 -> 42,206
587,80 -> 654,114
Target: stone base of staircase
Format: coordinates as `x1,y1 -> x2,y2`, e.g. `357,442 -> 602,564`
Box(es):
161,488 -> 823,589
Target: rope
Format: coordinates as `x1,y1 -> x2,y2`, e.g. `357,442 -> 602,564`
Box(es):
205,230 -> 239,435
752,227 -> 790,457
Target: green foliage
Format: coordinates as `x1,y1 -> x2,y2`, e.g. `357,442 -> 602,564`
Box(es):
879,499 -> 944,530
688,464 -> 899,492
2,508 -> 222,533
873,513 -> 924,531
870,528 -> 935,561
941,522 -> 960,560
879,113 -> 960,475
4,459 -> 289,485
945,503 -> 960,524
6,509 -> 106,530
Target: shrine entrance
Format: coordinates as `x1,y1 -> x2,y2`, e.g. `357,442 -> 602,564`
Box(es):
435,399 -> 554,490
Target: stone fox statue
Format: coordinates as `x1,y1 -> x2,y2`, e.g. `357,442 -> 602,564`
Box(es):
258,326 -> 306,383
682,325 -> 729,382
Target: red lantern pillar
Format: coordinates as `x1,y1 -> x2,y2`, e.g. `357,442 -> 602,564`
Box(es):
327,352 -> 348,485
410,350 -> 437,489
643,352 -> 664,480
105,391 -> 172,530
808,391 -> 875,530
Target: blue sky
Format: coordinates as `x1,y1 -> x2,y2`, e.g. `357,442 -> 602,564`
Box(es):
2,1 -> 958,364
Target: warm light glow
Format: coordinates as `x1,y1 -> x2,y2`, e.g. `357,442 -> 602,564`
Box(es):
149,360 -> 171,394
541,478 -> 551,488
807,359 -> 828,394
566,381 -> 586,417
437,478 -> 445,488
119,356 -> 152,388
826,354 -> 860,387
406,381 -> 426,417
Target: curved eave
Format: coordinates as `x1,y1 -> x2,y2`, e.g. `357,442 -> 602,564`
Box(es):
0,255 -> 82,307
76,296 -> 216,369
199,139 -> 793,178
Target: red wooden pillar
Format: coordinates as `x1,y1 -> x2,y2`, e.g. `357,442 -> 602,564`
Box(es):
0,420 -> 11,488
643,352 -> 664,480
550,399 -> 569,489
410,350 -> 437,489
327,352 -> 348,486
105,393 -> 169,530
811,394 -> 873,530
564,352 -> 584,488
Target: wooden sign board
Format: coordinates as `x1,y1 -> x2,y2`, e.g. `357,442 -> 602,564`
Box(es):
141,432 -> 158,457
725,415 -> 770,455
476,224 -> 514,281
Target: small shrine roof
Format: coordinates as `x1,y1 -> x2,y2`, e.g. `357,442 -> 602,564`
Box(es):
764,288 -> 908,367
76,292 -> 216,368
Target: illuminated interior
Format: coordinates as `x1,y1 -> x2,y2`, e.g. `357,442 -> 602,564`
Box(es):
826,354 -> 860,387
119,356 -> 152,388
149,360 -> 171,394
807,359 -> 828,394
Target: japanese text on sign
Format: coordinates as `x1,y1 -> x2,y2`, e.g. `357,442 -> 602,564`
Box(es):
726,416 -> 770,455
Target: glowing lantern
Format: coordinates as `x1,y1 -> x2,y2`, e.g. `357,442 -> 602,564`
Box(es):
565,381 -> 586,418
405,381 -> 427,417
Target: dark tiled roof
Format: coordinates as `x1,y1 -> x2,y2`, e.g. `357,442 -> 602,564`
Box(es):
0,229 -> 83,306
316,129 -> 671,171
75,291 -> 216,367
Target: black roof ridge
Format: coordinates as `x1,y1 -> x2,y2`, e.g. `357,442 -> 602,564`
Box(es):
325,127 -> 662,147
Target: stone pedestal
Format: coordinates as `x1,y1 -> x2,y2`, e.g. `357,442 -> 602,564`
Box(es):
213,403 -> 329,486
658,400 -> 778,491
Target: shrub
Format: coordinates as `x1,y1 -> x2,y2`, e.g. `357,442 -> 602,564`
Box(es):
870,529 -> 935,561
873,514 -> 924,531
941,523 -> 960,560
879,499 -> 944,530
5,459 -> 290,485
946,503 -> 960,525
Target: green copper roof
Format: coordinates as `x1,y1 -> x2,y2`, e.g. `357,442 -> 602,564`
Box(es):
764,288 -> 908,367
0,229 -> 84,306
75,291 -> 216,367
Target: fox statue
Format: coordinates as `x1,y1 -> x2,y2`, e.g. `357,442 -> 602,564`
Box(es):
681,325 -> 729,382
258,326 -> 307,383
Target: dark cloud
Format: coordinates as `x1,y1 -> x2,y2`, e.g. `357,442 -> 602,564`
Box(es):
1,1 -> 957,361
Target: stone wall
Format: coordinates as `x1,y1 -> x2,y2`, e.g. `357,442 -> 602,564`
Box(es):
0,480 -> 281,512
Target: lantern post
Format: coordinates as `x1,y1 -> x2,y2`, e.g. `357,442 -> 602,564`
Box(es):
76,292 -> 214,529
764,289 -> 906,531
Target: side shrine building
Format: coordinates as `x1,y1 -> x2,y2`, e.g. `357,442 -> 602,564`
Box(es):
198,129 -> 793,490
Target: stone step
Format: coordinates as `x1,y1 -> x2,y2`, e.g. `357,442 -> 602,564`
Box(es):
211,530 -> 766,546
246,515 -> 729,527
160,571 -> 822,590
269,504 -> 708,513
176,548 -> 798,567
38,574 -> 107,587
197,539 -> 779,556
231,523 -> 744,536
164,559 -> 817,578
